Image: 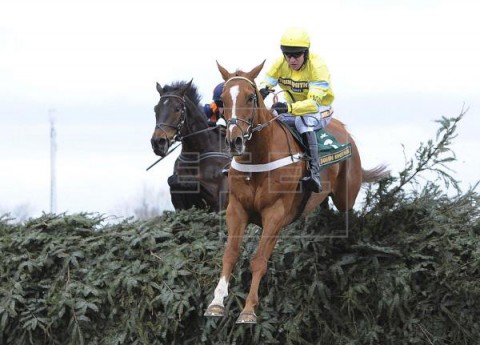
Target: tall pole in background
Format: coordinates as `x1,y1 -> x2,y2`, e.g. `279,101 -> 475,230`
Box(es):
49,109 -> 57,214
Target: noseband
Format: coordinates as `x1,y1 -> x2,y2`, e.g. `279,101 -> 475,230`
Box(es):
155,94 -> 187,142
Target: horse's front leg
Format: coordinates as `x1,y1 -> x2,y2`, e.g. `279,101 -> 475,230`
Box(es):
205,201 -> 248,317
236,206 -> 286,324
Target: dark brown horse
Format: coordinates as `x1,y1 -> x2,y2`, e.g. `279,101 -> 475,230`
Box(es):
204,62 -> 388,323
151,80 -> 231,211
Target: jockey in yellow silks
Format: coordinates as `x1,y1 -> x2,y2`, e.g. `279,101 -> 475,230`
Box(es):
259,27 -> 335,193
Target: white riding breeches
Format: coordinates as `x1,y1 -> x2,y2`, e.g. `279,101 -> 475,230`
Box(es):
277,105 -> 332,134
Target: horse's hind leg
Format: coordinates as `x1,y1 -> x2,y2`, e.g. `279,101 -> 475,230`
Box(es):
330,161 -> 362,211
205,202 -> 248,317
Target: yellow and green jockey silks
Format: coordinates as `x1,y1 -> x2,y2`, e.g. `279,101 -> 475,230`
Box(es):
260,53 -> 335,116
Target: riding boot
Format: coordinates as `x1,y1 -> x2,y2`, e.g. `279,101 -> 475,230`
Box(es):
301,131 -> 322,193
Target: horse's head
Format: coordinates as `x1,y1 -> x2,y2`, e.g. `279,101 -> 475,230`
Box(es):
151,80 -> 193,157
217,61 -> 265,156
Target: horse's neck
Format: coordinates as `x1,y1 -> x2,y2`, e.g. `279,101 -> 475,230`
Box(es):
181,132 -> 226,156
182,131 -> 211,153
181,106 -> 222,154
245,111 -> 299,163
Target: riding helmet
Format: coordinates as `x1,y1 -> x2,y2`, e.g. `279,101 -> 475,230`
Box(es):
280,27 -> 310,54
212,82 -> 225,102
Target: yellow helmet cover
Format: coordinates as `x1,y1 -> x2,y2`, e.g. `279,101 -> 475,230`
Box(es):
280,27 -> 310,53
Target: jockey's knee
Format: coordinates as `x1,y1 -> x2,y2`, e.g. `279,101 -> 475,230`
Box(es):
295,108 -> 332,132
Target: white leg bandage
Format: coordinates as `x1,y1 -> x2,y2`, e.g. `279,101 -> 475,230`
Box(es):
209,276 -> 229,307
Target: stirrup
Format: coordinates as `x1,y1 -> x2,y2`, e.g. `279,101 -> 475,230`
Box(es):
303,177 -> 322,193
302,169 -> 322,193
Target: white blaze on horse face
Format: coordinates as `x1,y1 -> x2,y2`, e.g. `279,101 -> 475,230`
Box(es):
209,276 -> 229,307
228,85 -> 240,134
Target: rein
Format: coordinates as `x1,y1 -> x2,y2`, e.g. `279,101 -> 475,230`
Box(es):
224,76 -> 304,172
178,126 -> 218,140
147,144 -> 231,172
250,115 -> 280,133
146,142 -> 181,171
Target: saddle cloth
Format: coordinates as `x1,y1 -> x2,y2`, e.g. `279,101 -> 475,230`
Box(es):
285,124 -> 352,168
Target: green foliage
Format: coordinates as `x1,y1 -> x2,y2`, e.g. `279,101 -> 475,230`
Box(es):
1,112 -> 479,344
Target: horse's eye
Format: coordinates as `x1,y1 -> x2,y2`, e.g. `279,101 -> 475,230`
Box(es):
175,106 -> 182,112
248,94 -> 255,103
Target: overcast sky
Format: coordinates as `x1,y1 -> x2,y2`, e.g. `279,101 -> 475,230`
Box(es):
1,0 -> 479,219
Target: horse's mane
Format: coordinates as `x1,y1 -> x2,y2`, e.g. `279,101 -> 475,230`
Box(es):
162,81 -> 202,106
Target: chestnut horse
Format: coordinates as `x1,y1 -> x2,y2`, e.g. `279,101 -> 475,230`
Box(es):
151,80 -> 231,211
204,61 -> 388,323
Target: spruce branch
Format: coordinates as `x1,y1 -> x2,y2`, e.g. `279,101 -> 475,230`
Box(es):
390,107 -> 467,197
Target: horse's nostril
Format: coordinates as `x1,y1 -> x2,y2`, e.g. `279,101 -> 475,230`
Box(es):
151,138 -> 159,149
151,137 -> 170,157
234,137 -> 243,148
235,137 -> 243,146
228,136 -> 244,155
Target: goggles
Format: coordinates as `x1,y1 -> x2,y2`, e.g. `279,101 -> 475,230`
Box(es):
284,51 -> 305,59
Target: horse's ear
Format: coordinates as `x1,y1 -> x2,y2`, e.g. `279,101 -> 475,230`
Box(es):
216,61 -> 230,81
186,79 -> 193,91
156,82 -> 164,96
247,60 -> 266,80
179,79 -> 193,96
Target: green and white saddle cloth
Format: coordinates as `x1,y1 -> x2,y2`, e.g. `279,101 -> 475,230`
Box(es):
287,126 -> 352,168
315,129 -> 352,167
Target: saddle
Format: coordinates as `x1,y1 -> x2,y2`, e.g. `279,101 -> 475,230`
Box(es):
280,122 -> 352,168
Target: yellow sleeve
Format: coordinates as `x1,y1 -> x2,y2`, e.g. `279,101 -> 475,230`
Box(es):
259,57 -> 284,89
291,55 -> 334,114
290,98 -> 319,115
307,54 -> 335,106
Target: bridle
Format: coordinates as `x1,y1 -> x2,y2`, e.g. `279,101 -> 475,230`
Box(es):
155,93 -> 218,143
224,76 -> 280,141
148,92 -> 230,171
155,94 -> 187,143
224,77 -> 260,141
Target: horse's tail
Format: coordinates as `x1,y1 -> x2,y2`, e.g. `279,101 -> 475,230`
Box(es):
362,164 -> 390,183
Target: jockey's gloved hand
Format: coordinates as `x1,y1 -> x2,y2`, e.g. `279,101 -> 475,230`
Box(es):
259,87 -> 272,100
272,102 -> 289,115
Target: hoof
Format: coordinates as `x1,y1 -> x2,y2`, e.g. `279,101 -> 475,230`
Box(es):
204,304 -> 225,317
236,311 -> 257,324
